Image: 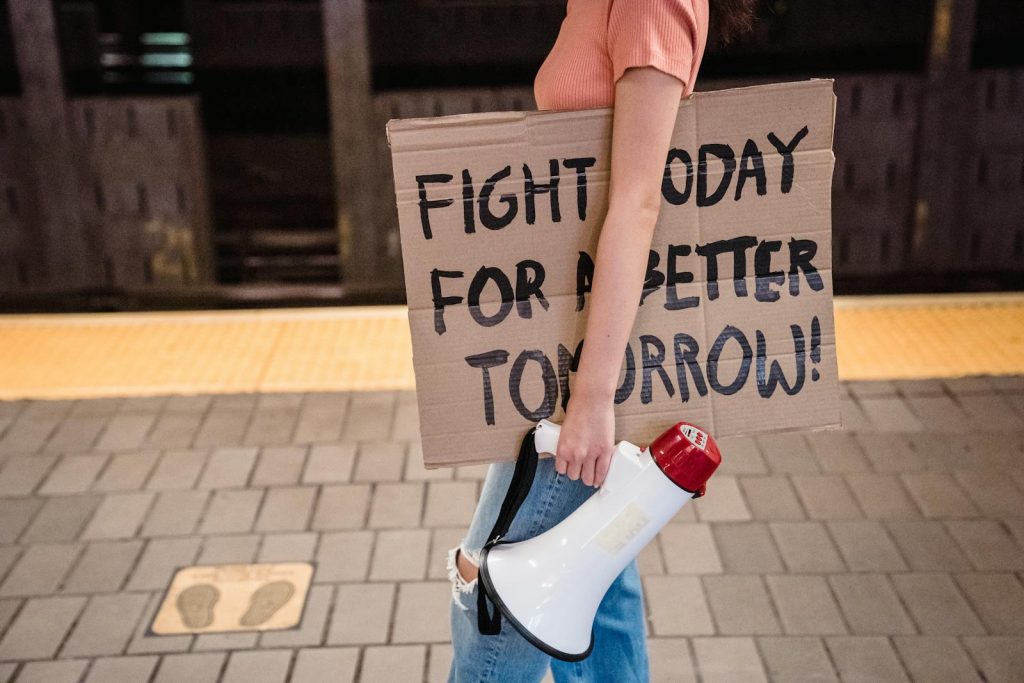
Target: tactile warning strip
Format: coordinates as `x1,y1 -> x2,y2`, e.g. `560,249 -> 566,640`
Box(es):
0,295 -> 1020,399
834,293 -> 1024,381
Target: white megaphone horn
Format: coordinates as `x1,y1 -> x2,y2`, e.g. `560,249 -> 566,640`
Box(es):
477,419 -> 721,661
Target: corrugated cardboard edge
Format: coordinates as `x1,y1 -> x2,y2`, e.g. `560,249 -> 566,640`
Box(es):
385,78 -> 836,149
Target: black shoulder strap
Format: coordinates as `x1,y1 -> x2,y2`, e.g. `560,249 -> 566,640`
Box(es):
477,426 -> 540,635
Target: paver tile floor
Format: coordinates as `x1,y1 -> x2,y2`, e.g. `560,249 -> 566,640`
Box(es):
0,378 -> 1021,681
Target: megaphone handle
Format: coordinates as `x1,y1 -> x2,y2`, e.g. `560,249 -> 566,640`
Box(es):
533,419 -> 561,456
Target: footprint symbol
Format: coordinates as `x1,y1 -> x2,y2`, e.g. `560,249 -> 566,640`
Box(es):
176,583 -> 220,629
239,580 -> 295,627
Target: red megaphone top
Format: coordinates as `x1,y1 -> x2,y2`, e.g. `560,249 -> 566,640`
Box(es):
649,422 -> 721,497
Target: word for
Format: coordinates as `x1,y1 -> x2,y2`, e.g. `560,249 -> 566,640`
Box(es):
464,317 -> 822,425
429,237 -> 823,335
413,126 -> 809,240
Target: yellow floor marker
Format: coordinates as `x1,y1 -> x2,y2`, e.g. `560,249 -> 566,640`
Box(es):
0,294 -> 1021,400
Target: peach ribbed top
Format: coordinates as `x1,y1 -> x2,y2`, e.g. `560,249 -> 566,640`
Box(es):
533,0 -> 709,112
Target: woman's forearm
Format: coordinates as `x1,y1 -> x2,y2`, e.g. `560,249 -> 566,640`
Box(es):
573,200 -> 660,400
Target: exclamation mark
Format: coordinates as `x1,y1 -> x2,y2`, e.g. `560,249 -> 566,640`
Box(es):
810,315 -> 821,381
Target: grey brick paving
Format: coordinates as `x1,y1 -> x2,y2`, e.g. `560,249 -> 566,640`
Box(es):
658,523 -> 722,574
392,581 -> 450,643
0,595 -> 85,660
353,441 -> 406,482
158,653 -> 227,680
704,575 -> 781,635
423,481 -> 477,527
0,456 -> 57,496
828,574 -> 915,635
147,449 -> 208,490
314,531 -> 373,582
142,490 -> 208,536
145,411 -> 204,449
644,576 -> 714,635
367,482 -> 424,528
0,498 -> 44,543
766,575 -> 846,635
221,649 -> 292,683
891,573 -> 984,635
84,656 -> 159,682
647,638 -> 697,683
361,644 -> 426,682
39,454 -> 107,494
21,494 -> 101,542
826,636 -> 910,682
291,647 -> 359,683
844,473 -> 920,520
328,583 -> 394,644
61,592 -> 149,656
198,447 -> 257,489
693,637 -> 768,683
893,636 -> 982,682
311,485 -> 370,530
886,520 -> 973,570
739,477 -> 806,520
251,446 -> 306,486
303,444 -> 355,484
17,660 -> 88,683
370,529 -> 430,581
197,534 -> 260,565
827,520 -> 907,571
258,532 -> 317,562
0,543 -> 80,597
0,380 -> 1021,680
771,522 -> 845,572
711,523 -> 784,573
61,540 -> 142,593
81,491 -> 155,539
254,486 -> 316,532
93,452 -> 159,492
962,636 -> 1024,683
955,573 -> 1024,635
126,537 -> 201,591
199,490 -> 263,535
758,637 -> 838,682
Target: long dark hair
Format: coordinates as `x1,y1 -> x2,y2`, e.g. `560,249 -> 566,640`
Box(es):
709,0 -> 759,45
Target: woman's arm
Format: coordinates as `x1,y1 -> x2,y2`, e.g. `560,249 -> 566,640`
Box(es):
555,65 -> 686,487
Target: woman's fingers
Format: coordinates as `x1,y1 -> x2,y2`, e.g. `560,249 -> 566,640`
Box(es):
594,451 -> 612,488
566,458 -> 583,481
580,458 -> 596,487
555,457 -> 568,476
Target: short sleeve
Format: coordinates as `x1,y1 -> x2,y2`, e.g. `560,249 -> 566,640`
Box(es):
607,0 -> 697,87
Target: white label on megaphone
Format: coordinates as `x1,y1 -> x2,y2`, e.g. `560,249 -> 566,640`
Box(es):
595,502 -> 651,555
681,425 -> 709,450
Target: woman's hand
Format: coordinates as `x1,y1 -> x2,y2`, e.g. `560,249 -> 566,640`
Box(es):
555,386 -> 616,487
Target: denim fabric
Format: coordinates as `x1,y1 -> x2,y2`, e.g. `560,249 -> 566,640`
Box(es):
446,455 -> 650,683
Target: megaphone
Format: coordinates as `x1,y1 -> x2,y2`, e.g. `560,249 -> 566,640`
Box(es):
477,419 -> 721,661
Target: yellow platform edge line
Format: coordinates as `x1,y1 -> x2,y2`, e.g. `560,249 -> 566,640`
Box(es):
0,294 -> 1021,400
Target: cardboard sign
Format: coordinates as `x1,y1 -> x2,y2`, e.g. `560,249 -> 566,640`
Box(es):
387,79 -> 839,468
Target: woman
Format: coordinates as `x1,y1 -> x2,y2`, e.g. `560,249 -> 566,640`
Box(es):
446,1 -> 755,681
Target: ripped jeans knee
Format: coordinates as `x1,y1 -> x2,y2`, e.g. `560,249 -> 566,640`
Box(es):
446,541 -> 481,611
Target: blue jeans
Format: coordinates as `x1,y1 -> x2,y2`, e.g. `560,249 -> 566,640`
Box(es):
446,455 -> 650,683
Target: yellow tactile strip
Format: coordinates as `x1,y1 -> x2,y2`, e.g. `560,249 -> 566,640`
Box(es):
0,307 -> 414,399
834,293 -> 1024,381
0,295 -> 1021,400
